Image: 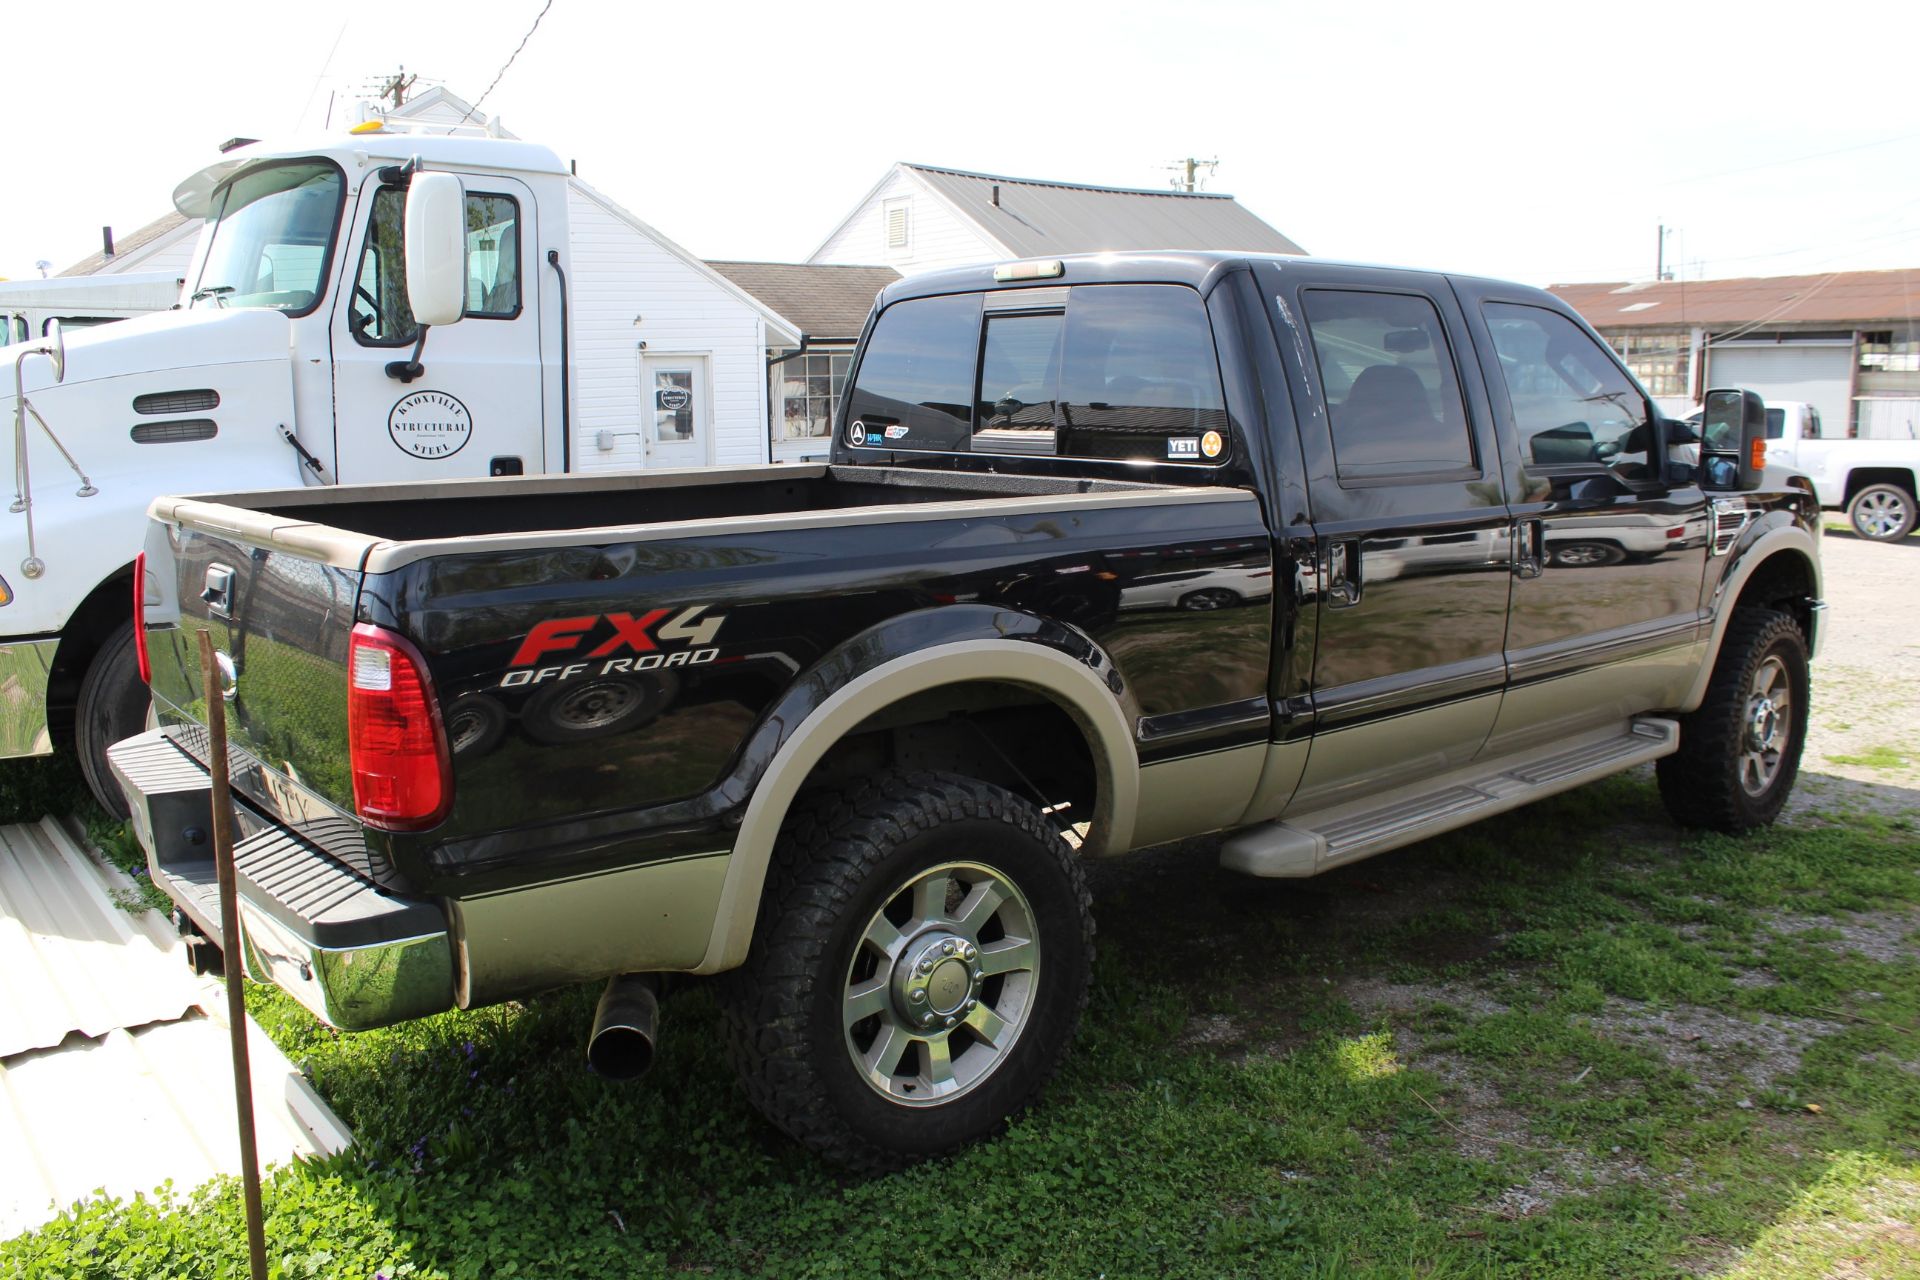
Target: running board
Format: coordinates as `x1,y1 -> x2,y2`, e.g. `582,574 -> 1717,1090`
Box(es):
1220,717 -> 1680,878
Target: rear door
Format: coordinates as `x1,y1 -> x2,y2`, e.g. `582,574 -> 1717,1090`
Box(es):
1455,286 -> 1710,754
1257,262 -> 1513,809
329,176 -> 546,483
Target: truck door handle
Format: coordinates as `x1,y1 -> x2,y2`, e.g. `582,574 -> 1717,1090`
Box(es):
1325,540 -> 1361,608
1513,519 -> 1544,579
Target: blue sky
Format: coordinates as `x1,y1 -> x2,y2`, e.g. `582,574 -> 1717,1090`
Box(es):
5,0 -> 1916,286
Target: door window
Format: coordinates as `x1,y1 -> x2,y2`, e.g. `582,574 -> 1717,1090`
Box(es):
349,189 -> 522,346
1481,303 -> 1654,475
1301,289 -> 1475,482
653,368 -> 696,443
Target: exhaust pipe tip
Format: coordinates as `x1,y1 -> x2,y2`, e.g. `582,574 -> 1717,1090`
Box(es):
587,973 -> 660,1081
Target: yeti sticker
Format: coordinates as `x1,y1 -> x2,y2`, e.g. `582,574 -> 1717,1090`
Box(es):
389,391 -> 473,459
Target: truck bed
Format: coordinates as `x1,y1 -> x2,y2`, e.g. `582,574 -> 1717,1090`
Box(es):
152,464 -> 1181,567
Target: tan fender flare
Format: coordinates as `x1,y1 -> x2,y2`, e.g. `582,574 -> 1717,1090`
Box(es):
1680,525 -> 1823,712
693,639 -> 1138,974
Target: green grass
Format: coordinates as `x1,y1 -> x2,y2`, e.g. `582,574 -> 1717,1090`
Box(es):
4,775 -> 1917,1277
1825,743 -> 1915,772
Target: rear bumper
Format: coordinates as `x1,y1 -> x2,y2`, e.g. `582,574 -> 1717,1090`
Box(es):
0,636 -> 58,758
108,727 -> 455,1030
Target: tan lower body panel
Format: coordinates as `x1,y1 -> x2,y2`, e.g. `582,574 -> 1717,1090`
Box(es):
450,852 -> 729,1007
1132,743 -> 1269,849
1481,641 -> 1704,759
1288,692 -> 1503,814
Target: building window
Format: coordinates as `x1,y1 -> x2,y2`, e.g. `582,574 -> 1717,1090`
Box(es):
1608,330 -> 1691,399
1861,331 -> 1920,373
776,351 -> 852,443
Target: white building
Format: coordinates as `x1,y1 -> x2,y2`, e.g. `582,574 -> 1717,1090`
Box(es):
809,162 -> 1305,276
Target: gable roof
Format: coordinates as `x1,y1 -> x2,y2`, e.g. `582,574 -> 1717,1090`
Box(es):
706,261 -> 900,341
901,163 -> 1305,259
1548,269 -> 1920,330
59,211 -> 192,277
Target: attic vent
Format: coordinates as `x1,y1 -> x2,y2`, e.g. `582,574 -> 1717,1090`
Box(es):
130,419 -> 218,445
884,199 -> 910,251
134,389 -> 220,415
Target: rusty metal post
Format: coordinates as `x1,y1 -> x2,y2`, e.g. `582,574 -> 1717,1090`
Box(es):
198,628 -> 269,1280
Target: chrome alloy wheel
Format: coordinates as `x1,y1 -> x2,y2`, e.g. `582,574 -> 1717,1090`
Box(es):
1854,489 -> 1911,539
1740,654 -> 1791,797
842,861 -> 1039,1106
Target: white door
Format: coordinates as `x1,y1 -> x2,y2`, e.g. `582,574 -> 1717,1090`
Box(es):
1707,343 -> 1853,441
329,176 -> 547,483
641,354 -> 711,468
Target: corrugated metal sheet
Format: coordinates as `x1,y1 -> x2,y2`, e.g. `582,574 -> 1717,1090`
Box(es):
1548,268 -> 1920,330
0,817 -> 204,1057
905,163 -> 1307,260
0,818 -> 352,1239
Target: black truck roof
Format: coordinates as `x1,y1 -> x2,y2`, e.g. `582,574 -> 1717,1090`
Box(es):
881,250 -> 1570,315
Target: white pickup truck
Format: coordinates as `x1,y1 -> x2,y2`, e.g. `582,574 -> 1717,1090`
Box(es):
1755,402 -> 1919,542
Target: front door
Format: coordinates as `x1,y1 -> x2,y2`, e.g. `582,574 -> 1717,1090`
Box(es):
641,354 -> 711,468
1259,262 -> 1514,810
1456,289 -> 1711,754
329,176 -> 546,483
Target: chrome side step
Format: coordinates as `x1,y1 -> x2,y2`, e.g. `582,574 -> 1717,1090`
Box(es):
1220,717 -> 1679,878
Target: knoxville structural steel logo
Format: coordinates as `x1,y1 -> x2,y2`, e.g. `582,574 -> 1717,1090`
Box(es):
390,391 -> 473,459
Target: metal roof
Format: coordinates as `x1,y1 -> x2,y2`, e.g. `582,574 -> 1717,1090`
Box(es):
1548,269 -> 1920,331
902,163 -> 1306,259
706,261 -> 901,342
0,818 -> 350,1239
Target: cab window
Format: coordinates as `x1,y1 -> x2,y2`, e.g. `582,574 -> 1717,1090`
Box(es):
349,189 -> 521,346
1482,302 -> 1654,476
846,283 -> 1229,464
1302,289 -> 1475,482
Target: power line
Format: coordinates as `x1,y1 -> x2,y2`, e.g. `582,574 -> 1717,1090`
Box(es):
1652,131 -> 1920,190
459,0 -> 555,125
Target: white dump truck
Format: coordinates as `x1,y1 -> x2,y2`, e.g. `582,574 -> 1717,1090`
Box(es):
1,116 -> 796,813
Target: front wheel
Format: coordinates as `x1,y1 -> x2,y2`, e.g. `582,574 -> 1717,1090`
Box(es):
76,622 -> 149,819
1847,484 -> 1916,542
721,770 -> 1093,1170
1656,609 -> 1808,832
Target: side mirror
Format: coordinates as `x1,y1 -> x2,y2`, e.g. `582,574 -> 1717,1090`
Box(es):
44,319 -> 66,383
404,172 -> 468,328
1700,387 -> 1767,491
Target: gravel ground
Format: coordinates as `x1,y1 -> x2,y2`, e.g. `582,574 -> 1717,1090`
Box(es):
1791,526 -> 1920,817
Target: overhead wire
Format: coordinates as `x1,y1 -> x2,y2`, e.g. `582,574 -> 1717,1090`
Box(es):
459,0 -> 556,125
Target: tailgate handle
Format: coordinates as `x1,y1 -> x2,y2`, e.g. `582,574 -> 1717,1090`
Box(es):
201,563 -> 234,616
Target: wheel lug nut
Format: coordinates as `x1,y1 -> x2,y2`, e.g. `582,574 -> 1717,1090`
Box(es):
943,1015 -> 957,1028
921,1013 -> 935,1027
941,940 -> 956,955
918,958 -> 934,975
964,997 -> 977,1011
909,989 -> 927,1003
971,967 -> 984,980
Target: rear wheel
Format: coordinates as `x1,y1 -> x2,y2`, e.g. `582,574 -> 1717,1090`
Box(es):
721,770 -> 1092,1170
75,622 -> 148,820
1656,609 -> 1808,832
1847,484 -> 1916,542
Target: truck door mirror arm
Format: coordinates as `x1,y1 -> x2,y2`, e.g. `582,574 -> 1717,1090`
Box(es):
384,327 -> 431,384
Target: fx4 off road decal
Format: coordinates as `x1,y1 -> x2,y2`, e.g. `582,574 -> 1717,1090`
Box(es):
501,606 -> 726,688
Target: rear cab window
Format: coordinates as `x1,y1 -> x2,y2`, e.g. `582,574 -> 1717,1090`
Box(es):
844,283 -> 1231,466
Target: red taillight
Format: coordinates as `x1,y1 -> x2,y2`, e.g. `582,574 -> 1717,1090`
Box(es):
347,623 -> 451,830
132,552 -> 151,685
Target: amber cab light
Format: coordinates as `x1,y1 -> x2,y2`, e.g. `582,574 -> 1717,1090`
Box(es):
132,552 -> 151,684
347,623 -> 451,830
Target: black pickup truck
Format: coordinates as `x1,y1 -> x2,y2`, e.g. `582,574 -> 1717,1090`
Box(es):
113,251 -> 1825,1169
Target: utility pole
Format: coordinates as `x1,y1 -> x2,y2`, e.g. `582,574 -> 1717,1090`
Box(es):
1657,223 -> 1675,281
1167,156 -> 1219,192
378,67 -> 418,110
